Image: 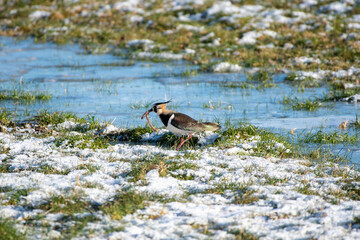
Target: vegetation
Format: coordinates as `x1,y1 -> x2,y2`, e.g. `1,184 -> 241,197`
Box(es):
0,90 -> 51,103
101,191 -> 148,220
282,96 -> 323,111
301,130 -> 358,144
0,219 -> 25,240
0,0 -> 358,74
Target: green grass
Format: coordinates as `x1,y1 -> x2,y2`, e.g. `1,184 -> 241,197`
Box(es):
120,127 -> 154,142
296,179 -> 360,203
127,155 -> 168,183
33,110 -> 78,126
156,132 -> 198,150
203,100 -> 222,109
202,182 -> 259,205
301,130 -> 358,144
282,96 -> 323,111
0,219 -> 25,240
0,108 -> 13,126
34,111 -> 103,131
349,116 -> 360,129
230,229 -> 258,240
129,100 -> 153,110
59,214 -> 100,238
215,122 -> 294,158
6,188 -> 34,205
322,87 -> 360,102
247,69 -> 272,83
55,133 -> 110,150
353,216 -> 360,226
101,191 -> 148,220
37,194 -> 92,215
0,0 -> 359,75
0,90 -> 51,102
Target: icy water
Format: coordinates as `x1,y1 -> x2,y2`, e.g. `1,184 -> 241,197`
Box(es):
1,37 -> 359,165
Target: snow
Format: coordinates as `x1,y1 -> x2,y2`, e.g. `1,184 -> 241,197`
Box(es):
176,24 -> 204,32
135,51 -> 184,60
126,39 -> 155,51
101,124 -> 120,134
0,124 -> 360,239
342,94 -> 360,103
348,23 -> 360,29
129,15 -> 144,23
29,10 -> 51,19
238,30 -> 277,45
320,2 -> 352,13
290,67 -> 360,81
212,62 -> 242,73
113,0 -> 144,13
293,56 -> 321,65
205,1 -> 263,18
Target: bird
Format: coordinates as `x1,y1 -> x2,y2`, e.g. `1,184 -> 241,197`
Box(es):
142,101 -> 221,150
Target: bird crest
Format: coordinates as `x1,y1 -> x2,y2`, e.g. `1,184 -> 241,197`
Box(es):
152,100 -> 171,110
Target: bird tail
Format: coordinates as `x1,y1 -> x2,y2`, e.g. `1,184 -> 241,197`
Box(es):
202,122 -> 222,132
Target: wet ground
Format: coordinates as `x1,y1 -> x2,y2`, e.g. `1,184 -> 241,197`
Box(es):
1,37 -> 359,166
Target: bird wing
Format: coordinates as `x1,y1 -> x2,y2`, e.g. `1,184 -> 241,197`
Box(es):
170,113 -> 203,132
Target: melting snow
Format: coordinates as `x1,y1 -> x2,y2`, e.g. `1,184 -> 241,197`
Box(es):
0,126 -> 359,239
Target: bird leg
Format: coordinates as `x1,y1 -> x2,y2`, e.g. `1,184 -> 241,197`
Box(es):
176,135 -> 192,151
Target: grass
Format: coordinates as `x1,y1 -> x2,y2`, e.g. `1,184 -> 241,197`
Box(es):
349,116 -> 360,129
37,194 -> 92,215
0,219 -> 26,240
129,100 -> 153,110
34,111 -> 103,131
215,122 -> 294,159
296,179 -> 360,203
55,133 -> 110,150
0,0 -> 358,75
6,188 -> 34,205
282,96 -> 323,111
0,108 -> 13,126
127,154 -> 199,183
127,155 -> 167,183
301,130 -> 358,144
203,182 -> 259,205
321,87 -> 360,102
0,90 -> 51,103
203,100 -> 222,109
156,132 -> 198,150
119,127 -> 154,142
219,69 -> 276,90
59,214 -> 100,238
101,191 -> 147,220
230,229 -> 258,240
33,110 -> 78,126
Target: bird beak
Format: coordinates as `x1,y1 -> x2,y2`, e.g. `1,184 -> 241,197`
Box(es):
141,108 -> 153,119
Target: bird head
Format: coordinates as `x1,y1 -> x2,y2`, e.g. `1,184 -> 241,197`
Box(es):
141,100 -> 171,119
149,100 -> 171,115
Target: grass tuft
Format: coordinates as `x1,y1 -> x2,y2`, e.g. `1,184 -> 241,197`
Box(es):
101,191 -> 147,220
282,96 -> 323,111
0,90 -> 51,103
37,194 -> 92,215
0,219 -> 25,240
301,130 -> 358,144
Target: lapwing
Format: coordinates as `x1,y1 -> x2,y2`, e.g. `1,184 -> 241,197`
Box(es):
142,101 -> 221,150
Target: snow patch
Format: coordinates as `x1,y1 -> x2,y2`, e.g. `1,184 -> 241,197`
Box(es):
212,62 -> 242,73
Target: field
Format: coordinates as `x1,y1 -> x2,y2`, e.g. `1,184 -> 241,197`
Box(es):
0,0 -> 360,239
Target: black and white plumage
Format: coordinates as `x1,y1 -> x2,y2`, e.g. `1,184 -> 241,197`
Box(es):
143,101 -> 221,150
